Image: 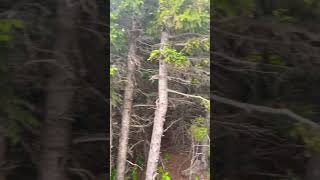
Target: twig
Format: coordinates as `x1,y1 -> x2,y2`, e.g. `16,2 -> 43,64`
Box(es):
126,160 -> 143,170
129,140 -> 144,152
167,89 -> 209,103
164,118 -> 183,132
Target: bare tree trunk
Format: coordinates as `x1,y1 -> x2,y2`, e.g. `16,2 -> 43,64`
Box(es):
306,152 -> 320,180
145,29 -> 169,180
116,19 -> 140,180
38,1 -> 78,180
201,112 -> 210,169
110,100 -> 113,175
0,128 -> 6,180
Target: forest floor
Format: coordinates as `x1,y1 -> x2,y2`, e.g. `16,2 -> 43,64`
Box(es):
162,148 -> 191,180
136,146 -> 208,179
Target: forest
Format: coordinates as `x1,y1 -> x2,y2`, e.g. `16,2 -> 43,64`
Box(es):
111,0 -> 209,179
0,0 -> 320,180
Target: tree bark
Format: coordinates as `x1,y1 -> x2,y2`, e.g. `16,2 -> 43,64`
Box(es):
116,19 -> 140,180
200,112 -> 210,169
110,100 -> 113,175
145,29 -> 169,180
38,1 -> 78,180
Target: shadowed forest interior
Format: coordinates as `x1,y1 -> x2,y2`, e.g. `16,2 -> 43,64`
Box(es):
0,0 -> 320,180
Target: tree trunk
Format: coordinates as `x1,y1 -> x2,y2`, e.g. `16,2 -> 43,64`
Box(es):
0,128 -> 6,180
306,152 -> 320,180
116,19 -> 140,180
145,29 -> 169,180
38,1 -> 78,180
200,112 -> 210,169
110,100 -> 113,175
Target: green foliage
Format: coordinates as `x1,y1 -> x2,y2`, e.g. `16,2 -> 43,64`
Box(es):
131,167 -> 138,180
159,0 -> 185,25
129,155 -> 145,180
162,174 -> 171,180
158,166 -> 171,180
111,88 -> 122,106
290,123 -> 320,153
249,53 -> 285,65
187,76 -> 200,85
111,166 -> 116,180
111,0 -> 144,20
110,66 -> 121,107
110,66 -> 118,77
201,99 -> 210,112
110,23 -> 126,52
268,54 -> 284,65
162,48 -> 189,67
189,117 -> 208,141
0,19 -> 24,43
163,152 -> 171,161
0,40 -> 38,145
173,0 -> 209,32
110,0 -> 144,52
200,58 -> 209,66
0,93 -> 38,145
118,0 -> 144,13
147,50 -> 161,62
213,0 -> 255,17
194,58 -> 209,69
1,97 -> 38,145
148,48 -> 189,68
136,155 -> 144,166
272,9 -> 297,23
148,0 -> 209,33
190,125 -> 208,141
182,38 -> 209,56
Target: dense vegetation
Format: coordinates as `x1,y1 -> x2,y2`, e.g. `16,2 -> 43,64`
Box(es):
213,0 -> 320,179
0,1 -> 107,179
1,0 -> 320,180
111,0 -> 209,179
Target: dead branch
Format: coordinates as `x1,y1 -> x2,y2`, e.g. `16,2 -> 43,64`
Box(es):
212,95 -> 320,128
167,89 -> 209,103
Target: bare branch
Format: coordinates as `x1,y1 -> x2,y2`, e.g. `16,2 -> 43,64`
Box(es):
164,118 -> 183,132
169,33 -> 209,40
126,160 -> 143,170
212,95 -> 320,128
167,89 -> 209,103
72,135 -> 109,144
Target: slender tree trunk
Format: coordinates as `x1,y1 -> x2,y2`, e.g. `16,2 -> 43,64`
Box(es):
0,128 -> 6,180
145,29 -> 169,180
116,19 -> 140,180
200,112 -> 210,169
110,100 -> 113,174
306,152 -> 320,180
38,1 -> 78,180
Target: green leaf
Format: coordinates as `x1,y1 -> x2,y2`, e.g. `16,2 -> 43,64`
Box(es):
162,174 -> 171,180
147,50 -> 160,61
